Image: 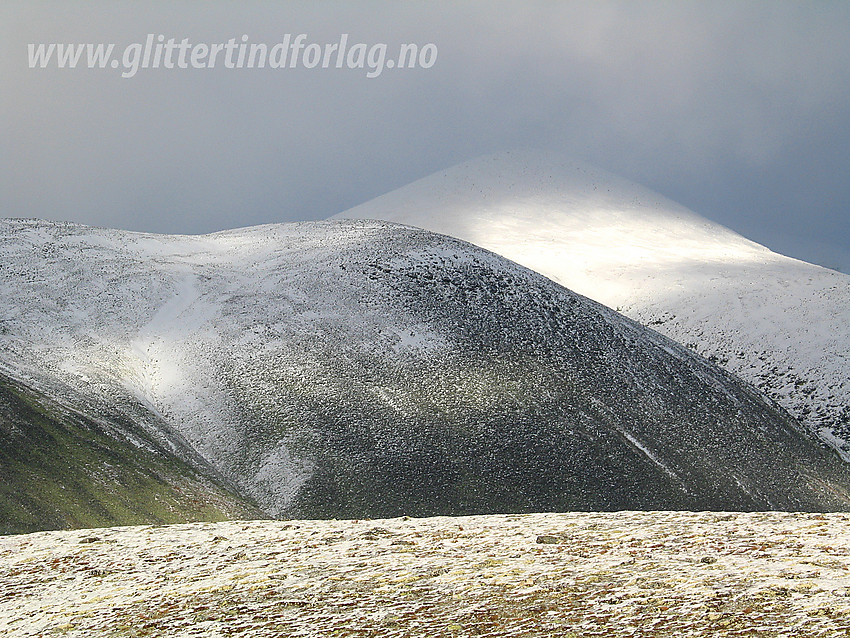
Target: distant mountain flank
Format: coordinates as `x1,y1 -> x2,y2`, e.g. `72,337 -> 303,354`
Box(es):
334,149 -> 850,457
2,217 -> 849,533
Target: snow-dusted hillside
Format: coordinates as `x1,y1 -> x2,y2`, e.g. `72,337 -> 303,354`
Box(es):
2,218 -> 849,528
334,150 -> 850,456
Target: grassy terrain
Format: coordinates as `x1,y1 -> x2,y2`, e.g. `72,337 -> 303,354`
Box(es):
0,372 -> 261,535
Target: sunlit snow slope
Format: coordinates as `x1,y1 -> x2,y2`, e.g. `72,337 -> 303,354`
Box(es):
335,150 -> 850,457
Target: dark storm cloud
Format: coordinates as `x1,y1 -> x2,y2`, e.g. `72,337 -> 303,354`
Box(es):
2,1 -> 849,270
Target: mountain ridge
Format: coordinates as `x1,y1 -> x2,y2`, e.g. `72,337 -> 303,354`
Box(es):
2,217 -> 850,533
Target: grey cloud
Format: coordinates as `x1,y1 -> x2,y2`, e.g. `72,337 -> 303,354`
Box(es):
1,1 -> 849,271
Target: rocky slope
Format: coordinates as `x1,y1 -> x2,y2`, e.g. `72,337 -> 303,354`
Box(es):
1,218 -> 849,531
334,149 -> 850,456
3,512 -> 850,637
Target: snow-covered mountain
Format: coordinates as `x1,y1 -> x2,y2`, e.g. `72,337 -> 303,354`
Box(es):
334,150 -> 850,457
1,217 -> 849,530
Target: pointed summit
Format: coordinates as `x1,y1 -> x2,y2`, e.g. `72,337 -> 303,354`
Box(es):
335,149 -> 766,301
334,149 -> 850,454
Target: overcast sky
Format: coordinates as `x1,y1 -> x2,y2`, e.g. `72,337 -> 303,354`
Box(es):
3,1 -> 849,272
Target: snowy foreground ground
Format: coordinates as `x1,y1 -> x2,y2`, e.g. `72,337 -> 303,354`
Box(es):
2,512 -> 850,637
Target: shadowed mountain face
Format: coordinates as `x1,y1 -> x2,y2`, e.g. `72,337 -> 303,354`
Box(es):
1,218 -> 849,531
334,149 -> 850,458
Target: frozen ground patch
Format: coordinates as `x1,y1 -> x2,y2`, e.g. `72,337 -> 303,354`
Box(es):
2,511 -> 850,637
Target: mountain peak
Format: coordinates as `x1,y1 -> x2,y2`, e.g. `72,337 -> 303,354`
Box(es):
335,150 -> 767,297
334,150 -> 850,455
3,218 -> 849,529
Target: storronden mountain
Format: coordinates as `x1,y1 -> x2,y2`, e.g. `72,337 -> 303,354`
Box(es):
1,217 -> 849,532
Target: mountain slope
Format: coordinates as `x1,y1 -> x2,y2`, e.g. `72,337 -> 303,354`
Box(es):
2,218 -> 850,528
334,150 -> 850,456
0,368 -> 261,535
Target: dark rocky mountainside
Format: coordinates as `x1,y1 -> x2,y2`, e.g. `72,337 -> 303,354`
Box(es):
1,218 -> 849,532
